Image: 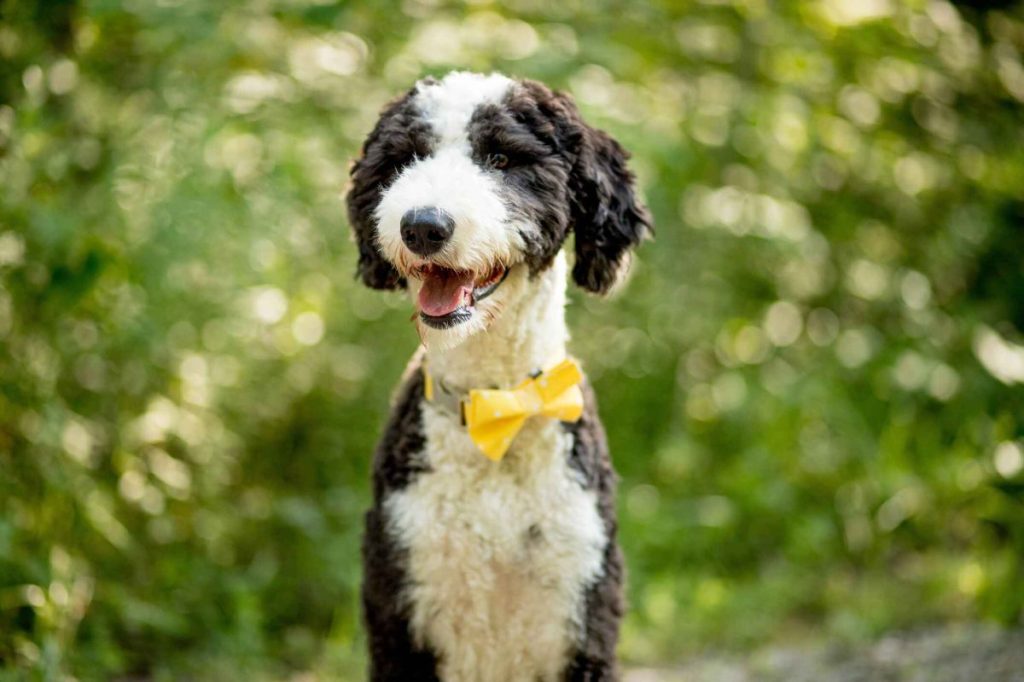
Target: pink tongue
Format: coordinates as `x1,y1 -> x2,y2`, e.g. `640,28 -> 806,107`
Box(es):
418,271 -> 475,317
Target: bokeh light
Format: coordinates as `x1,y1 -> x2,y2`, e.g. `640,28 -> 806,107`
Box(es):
1,0 -> 1024,679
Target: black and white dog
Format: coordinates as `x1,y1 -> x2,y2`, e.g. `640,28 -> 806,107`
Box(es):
346,71 -> 651,681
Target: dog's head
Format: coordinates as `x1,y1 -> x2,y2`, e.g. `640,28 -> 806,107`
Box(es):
346,71 -> 651,347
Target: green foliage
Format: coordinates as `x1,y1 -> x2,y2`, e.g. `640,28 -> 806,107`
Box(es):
2,0 -> 1024,677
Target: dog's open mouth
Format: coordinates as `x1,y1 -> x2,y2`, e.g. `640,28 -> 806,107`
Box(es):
414,264 -> 509,329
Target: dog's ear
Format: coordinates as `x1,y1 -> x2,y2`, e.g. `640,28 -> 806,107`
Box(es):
528,85 -> 651,294
567,112 -> 651,294
345,91 -> 420,291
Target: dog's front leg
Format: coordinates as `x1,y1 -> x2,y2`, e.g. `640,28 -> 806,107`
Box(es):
362,507 -> 440,681
563,540 -> 624,682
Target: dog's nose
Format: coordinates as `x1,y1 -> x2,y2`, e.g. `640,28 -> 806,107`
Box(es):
400,207 -> 455,257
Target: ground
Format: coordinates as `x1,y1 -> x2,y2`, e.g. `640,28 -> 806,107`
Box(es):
625,626 -> 1024,682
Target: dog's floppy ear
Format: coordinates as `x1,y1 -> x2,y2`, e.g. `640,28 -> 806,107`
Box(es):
345,90 -> 422,290
543,89 -> 651,294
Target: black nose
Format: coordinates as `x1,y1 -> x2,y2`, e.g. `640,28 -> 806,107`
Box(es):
400,207 -> 455,257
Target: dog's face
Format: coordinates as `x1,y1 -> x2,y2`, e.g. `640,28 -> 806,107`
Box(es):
346,71 -> 650,348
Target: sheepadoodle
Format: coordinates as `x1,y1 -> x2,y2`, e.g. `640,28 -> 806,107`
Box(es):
346,71 -> 651,682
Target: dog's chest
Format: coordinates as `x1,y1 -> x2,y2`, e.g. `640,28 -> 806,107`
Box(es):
385,406 -> 607,682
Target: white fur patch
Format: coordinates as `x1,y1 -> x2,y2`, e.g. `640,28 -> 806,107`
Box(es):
386,411 -> 606,682
415,71 -> 515,147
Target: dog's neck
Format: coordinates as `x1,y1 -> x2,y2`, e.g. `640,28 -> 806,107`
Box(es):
424,252 -> 569,392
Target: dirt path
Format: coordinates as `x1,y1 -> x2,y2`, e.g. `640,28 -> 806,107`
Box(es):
625,626 -> 1024,682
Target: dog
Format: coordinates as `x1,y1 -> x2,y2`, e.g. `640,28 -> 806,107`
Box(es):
346,71 -> 651,682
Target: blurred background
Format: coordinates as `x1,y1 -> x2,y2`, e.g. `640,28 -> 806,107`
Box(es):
2,0 -> 1024,679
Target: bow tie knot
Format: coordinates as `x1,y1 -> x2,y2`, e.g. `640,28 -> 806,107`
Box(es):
424,358 -> 585,461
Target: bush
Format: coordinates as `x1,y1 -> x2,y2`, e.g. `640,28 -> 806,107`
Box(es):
1,0 -> 1023,678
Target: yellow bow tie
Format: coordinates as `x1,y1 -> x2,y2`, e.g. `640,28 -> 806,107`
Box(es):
424,358 -> 585,461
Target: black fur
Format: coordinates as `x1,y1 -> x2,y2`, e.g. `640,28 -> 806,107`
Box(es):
369,368 -> 432,498
467,80 -> 652,293
467,92 -> 573,276
565,114 -> 651,295
346,87 -> 434,290
563,381 -> 624,681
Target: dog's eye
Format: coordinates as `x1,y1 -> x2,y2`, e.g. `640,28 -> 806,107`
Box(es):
486,153 -> 509,170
